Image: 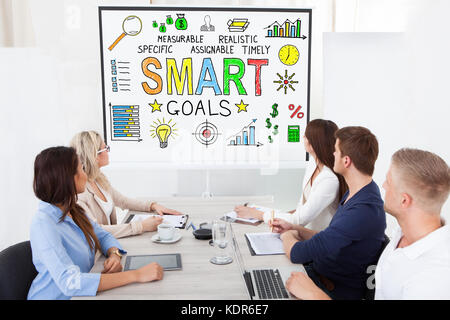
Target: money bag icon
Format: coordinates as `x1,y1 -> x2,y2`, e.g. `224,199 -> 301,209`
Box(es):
175,13 -> 188,30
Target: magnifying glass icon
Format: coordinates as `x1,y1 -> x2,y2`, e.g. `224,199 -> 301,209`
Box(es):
108,15 -> 142,51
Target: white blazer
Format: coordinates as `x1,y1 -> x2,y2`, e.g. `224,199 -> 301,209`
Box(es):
263,159 -> 340,231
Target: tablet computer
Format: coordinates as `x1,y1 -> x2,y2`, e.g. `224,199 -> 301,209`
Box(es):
124,254 -> 182,271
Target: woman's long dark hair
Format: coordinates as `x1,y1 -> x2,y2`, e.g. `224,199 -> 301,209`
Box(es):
305,119 -> 348,200
33,146 -> 100,252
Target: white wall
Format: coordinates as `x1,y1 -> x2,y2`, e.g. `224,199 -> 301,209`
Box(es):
0,48 -> 64,250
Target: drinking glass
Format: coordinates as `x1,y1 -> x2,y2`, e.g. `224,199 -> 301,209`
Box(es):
210,220 -> 233,265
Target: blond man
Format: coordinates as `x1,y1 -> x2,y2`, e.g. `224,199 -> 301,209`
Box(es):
286,148 -> 450,300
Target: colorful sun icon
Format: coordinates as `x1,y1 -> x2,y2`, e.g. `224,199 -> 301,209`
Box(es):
273,70 -> 299,94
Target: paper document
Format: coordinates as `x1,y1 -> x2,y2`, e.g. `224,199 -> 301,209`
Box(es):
245,204 -> 282,216
128,212 -> 187,228
225,211 -> 260,224
224,204 -> 282,224
245,232 -> 285,255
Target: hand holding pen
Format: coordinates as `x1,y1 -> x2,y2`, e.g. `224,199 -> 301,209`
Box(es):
269,218 -> 294,234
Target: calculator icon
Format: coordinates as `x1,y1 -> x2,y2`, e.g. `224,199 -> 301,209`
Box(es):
288,125 -> 300,142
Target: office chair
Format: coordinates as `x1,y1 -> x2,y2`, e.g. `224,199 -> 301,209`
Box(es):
0,241 -> 38,300
363,234 -> 390,300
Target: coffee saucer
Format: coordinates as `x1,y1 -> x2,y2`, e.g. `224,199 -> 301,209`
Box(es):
151,231 -> 182,244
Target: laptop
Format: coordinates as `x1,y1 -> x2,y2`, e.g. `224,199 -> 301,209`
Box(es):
230,224 -> 305,300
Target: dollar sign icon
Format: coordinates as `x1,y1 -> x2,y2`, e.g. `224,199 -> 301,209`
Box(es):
270,103 -> 279,118
273,125 -> 279,135
265,118 -> 272,129
268,136 -> 273,143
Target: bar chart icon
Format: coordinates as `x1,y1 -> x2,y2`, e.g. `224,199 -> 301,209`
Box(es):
110,104 -> 141,141
265,18 -> 306,39
227,120 -> 262,147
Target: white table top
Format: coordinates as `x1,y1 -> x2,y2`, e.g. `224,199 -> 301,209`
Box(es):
73,196 -> 303,300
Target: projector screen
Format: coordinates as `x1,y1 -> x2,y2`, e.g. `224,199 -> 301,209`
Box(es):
99,6 -> 311,167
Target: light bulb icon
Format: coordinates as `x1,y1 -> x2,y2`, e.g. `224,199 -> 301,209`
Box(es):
156,124 -> 171,148
150,118 -> 178,148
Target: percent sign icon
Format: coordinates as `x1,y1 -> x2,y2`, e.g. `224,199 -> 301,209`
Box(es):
289,104 -> 304,119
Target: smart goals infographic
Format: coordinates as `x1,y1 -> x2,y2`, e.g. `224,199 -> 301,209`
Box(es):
99,7 -> 311,165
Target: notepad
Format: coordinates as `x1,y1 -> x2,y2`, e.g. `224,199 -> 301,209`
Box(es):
126,211 -> 188,229
245,232 -> 285,255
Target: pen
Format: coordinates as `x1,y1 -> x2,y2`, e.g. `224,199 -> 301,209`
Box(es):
270,210 -> 274,232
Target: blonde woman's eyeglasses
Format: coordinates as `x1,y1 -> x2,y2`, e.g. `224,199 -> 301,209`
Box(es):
97,145 -> 110,154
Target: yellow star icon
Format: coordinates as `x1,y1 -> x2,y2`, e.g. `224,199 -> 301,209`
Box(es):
235,100 -> 248,113
149,99 -> 162,113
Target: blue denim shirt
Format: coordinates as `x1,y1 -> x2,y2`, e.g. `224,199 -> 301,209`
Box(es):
27,201 -> 125,300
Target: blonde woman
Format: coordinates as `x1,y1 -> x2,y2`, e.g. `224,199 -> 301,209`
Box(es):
70,131 -> 182,239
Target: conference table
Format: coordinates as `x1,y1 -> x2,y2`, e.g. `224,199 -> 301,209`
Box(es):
73,196 -> 304,300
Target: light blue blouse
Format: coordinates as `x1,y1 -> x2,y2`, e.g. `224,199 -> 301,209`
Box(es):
27,201 -> 125,300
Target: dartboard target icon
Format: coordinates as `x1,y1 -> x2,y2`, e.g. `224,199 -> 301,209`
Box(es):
192,120 -> 221,147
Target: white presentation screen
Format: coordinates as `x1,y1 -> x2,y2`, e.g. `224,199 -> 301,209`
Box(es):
99,6 -> 311,167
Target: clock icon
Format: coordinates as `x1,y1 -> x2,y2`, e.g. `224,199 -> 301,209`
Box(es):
278,45 -> 299,66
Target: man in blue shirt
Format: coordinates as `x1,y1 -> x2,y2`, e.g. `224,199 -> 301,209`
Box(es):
272,126 -> 386,299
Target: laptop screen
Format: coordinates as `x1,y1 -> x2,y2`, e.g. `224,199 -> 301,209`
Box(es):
230,224 -> 254,299
230,224 -> 245,274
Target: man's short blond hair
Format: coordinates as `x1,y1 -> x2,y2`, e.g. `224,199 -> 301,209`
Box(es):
391,148 -> 450,211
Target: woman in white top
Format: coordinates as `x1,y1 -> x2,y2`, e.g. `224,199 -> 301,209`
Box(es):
235,119 -> 347,231
71,131 -> 183,239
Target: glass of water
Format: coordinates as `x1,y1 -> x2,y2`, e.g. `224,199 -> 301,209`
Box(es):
210,220 -> 233,265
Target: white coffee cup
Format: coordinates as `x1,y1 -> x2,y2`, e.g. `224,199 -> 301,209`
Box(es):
157,223 -> 175,241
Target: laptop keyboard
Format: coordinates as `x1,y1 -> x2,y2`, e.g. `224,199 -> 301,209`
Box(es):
252,269 -> 289,299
